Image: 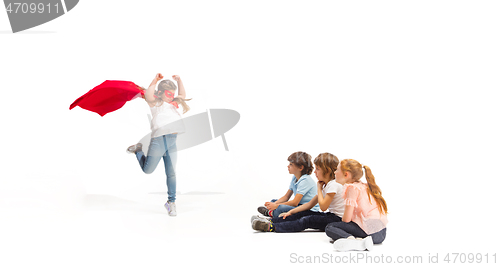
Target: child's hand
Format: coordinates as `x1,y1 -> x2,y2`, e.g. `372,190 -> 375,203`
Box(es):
172,75 -> 181,82
265,202 -> 279,211
280,211 -> 292,219
155,73 -> 164,81
317,181 -> 325,189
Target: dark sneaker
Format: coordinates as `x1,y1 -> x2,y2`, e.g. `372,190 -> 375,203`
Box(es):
252,219 -> 271,232
257,206 -> 270,217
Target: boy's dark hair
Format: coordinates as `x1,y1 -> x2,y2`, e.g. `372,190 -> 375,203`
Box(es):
288,151 -> 313,176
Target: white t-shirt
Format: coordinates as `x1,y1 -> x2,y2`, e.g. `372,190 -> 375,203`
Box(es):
322,180 -> 345,217
150,102 -> 185,138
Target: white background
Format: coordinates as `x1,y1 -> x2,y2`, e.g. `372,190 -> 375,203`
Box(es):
1,0 -> 499,266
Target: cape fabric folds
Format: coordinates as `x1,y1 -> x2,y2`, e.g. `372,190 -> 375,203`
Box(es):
69,80 -> 145,116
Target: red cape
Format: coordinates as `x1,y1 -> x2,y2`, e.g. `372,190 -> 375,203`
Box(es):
69,80 -> 145,116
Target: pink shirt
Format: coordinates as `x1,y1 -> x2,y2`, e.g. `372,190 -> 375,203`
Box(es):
343,182 -> 388,235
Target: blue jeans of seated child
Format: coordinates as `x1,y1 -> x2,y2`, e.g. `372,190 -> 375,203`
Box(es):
272,211 -> 342,233
269,199 -> 297,218
270,210 -> 318,224
135,134 -> 177,202
325,221 -> 387,244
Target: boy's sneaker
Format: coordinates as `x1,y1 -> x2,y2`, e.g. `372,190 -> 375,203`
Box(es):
252,218 -> 271,232
333,236 -> 373,251
126,143 -> 142,154
164,201 -> 177,216
250,215 -> 270,224
257,206 -> 271,217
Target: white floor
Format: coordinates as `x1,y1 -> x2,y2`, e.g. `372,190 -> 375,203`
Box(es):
2,144 -> 498,266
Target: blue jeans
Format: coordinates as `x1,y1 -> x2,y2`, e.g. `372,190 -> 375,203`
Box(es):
270,210 -> 319,223
270,211 -> 342,233
135,134 -> 177,202
325,221 -> 387,244
269,199 -> 297,219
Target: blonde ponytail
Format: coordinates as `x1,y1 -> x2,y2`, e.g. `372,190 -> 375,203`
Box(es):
340,159 -> 388,215
363,165 -> 388,214
173,97 -> 191,114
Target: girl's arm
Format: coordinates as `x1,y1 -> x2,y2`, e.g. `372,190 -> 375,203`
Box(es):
341,184 -> 357,222
172,75 -> 186,99
145,73 -> 163,105
342,205 -> 354,222
318,193 -> 335,211
281,195 -> 318,219
317,181 -> 335,211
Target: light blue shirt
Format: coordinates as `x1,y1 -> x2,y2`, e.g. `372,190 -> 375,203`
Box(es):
288,174 -> 320,212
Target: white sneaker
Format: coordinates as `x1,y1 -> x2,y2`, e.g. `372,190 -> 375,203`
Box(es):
164,201 -> 177,216
250,215 -> 270,224
126,143 -> 142,154
333,236 -> 373,251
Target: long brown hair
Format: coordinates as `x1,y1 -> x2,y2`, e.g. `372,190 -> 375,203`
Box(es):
340,159 -> 388,214
313,153 -> 339,181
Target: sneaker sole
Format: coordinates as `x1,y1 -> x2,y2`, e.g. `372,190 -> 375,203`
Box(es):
333,236 -> 373,251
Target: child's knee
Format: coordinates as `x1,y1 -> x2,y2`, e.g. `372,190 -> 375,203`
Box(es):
371,228 -> 386,244
325,223 -> 339,238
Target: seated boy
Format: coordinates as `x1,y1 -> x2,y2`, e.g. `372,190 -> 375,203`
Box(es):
258,151 -> 320,218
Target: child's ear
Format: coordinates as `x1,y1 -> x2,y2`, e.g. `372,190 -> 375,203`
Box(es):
298,165 -> 304,171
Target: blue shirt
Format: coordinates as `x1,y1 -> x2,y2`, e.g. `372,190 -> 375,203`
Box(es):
288,174 -> 320,212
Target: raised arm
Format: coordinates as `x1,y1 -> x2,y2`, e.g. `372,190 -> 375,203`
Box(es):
145,73 -> 163,105
317,181 -> 335,211
172,75 -> 186,99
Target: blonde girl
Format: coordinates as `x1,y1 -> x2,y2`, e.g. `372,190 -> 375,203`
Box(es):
126,73 -> 191,216
325,159 -> 388,251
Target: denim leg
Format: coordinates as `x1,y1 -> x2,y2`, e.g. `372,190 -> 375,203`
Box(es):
273,212 -> 342,233
272,204 -> 296,218
325,222 -> 387,244
135,136 -> 165,174
267,199 -> 293,218
163,134 -> 177,203
371,228 -> 387,244
325,221 -> 367,241
271,210 -> 318,223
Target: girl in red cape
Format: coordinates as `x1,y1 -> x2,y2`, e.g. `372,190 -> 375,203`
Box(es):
126,73 -> 191,216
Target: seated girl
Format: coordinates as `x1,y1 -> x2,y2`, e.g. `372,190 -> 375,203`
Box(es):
326,159 -> 388,251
